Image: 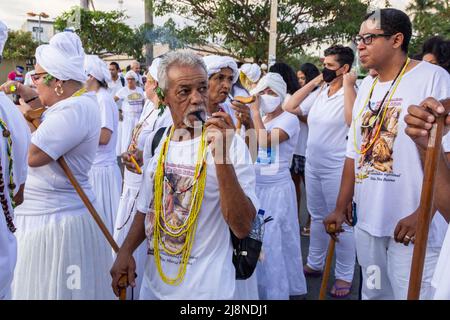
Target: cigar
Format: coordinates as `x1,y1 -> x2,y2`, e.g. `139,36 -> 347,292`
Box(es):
129,155 -> 142,174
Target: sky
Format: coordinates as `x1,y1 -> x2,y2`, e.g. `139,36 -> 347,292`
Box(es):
0,0 -> 410,30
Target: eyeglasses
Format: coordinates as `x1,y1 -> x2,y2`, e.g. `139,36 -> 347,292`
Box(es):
30,72 -> 48,84
353,33 -> 393,45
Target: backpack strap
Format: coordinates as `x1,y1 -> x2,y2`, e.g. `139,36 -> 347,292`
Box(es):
151,127 -> 168,157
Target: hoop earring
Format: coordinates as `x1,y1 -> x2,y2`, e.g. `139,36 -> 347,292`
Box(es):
55,84 -> 64,97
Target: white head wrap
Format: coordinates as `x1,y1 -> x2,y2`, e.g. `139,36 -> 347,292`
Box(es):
240,63 -> 261,83
125,70 -> 138,81
147,57 -> 161,82
250,72 -> 287,101
84,54 -> 111,83
35,31 -> 87,82
0,20 -> 8,56
203,55 -> 239,84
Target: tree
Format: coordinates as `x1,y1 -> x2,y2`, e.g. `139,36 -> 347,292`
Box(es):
2,30 -> 38,60
407,0 -> 450,55
54,7 -> 134,58
153,0 -> 369,63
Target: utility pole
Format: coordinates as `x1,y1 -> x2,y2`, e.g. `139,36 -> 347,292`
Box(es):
144,0 -> 154,66
268,0 -> 278,68
80,0 -> 89,9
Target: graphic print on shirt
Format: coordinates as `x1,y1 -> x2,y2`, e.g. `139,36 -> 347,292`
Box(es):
127,92 -> 144,111
145,162 -> 198,265
356,97 -> 402,183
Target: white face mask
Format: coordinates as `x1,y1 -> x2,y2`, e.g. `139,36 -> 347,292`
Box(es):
259,94 -> 281,114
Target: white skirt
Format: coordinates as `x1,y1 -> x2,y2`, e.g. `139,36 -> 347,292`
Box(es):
113,182 -> 147,300
116,120 -> 123,157
12,210 -> 114,299
433,225 -> 450,299
255,179 -> 307,299
89,164 -> 123,234
120,114 -> 140,155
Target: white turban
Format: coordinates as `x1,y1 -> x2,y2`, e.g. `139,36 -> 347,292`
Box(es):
240,63 -> 261,83
35,31 -> 87,82
125,70 -> 138,81
84,54 -> 111,83
147,57 -> 161,82
250,72 -> 287,102
0,20 -> 8,56
203,55 -> 239,84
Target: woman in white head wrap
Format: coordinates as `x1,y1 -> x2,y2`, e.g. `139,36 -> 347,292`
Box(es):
239,63 -> 261,92
248,72 -> 307,299
12,32 -> 114,300
84,54 -> 122,235
113,57 -> 172,299
0,20 -> 31,300
114,69 -> 145,155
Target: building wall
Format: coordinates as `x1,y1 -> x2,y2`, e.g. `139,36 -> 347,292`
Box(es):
22,20 -> 54,44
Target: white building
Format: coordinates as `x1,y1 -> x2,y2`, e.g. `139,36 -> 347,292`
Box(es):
21,19 -> 55,44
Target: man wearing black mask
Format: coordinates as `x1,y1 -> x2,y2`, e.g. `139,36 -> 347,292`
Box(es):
285,45 -> 357,298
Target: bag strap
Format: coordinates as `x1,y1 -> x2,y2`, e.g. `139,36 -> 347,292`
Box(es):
151,127 -> 168,157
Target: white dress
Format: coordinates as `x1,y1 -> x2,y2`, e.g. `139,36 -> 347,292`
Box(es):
115,86 -> 145,155
255,111 -> 307,300
113,102 -> 172,299
0,92 -> 30,300
88,89 -> 122,234
12,93 -> 114,300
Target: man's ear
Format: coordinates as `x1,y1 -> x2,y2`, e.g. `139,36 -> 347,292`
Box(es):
392,32 -> 404,50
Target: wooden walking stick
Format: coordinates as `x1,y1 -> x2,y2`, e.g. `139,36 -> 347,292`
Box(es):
319,224 -> 336,300
407,112 -> 446,300
25,108 -> 130,300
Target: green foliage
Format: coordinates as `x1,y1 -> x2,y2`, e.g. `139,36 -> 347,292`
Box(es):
54,7 -> 134,57
407,0 -> 450,55
153,0 -> 369,63
2,30 -> 38,60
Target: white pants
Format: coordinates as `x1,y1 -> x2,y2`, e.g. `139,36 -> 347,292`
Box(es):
355,226 -> 440,300
305,165 -> 356,282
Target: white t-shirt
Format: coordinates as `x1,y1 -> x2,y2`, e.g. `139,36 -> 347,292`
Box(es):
108,77 -> 124,97
346,61 -> 450,247
17,93 -> 100,215
92,88 -> 119,166
292,89 -> 321,157
443,132 -> 449,153
0,92 -> 30,299
306,86 -> 349,171
255,111 -> 300,184
136,133 -> 259,300
116,86 -> 145,116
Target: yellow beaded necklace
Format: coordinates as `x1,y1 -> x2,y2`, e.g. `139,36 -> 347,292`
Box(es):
153,126 -> 208,285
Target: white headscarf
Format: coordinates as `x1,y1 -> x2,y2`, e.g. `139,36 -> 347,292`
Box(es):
84,54 -> 111,83
240,63 -> 261,83
250,72 -> 287,102
35,31 -> 87,82
147,57 -> 161,82
0,20 -> 8,56
203,55 -> 239,84
125,70 -> 138,81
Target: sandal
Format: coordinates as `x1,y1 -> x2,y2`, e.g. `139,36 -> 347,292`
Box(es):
329,282 -> 352,299
301,226 -> 310,237
303,265 -> 322,277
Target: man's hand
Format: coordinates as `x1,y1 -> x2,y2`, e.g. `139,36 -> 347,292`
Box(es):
311,73 -> 324,87
205,111 -> 235,164
394,211 -> 418,246
405,97 -> 450,150
230,100 -> 253,129
343,71 -> 358,88
323,209 -> 347,242
121,150 -> 143,174
110,252 -> 136,297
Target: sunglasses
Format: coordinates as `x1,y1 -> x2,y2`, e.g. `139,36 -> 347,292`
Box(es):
31,72 -> 49,84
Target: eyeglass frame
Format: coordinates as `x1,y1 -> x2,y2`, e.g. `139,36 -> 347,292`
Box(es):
30,72 -> 49,84
352,33 -> 394,46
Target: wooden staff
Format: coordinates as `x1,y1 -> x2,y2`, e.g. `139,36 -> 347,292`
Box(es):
407,113 -> 446,300
233,95 -> 255,135
319,224 -> 336,300
25,107 -> 129,300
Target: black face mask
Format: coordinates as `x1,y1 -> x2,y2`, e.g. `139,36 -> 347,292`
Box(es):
322,66 -> 343,83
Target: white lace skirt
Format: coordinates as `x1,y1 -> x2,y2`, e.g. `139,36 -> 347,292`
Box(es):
89,164 -> 123,234
113,182 -> 147,300
12,210 -> 114,299
255,179 -> 307,299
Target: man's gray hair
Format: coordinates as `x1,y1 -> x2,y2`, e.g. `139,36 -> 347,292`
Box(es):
158,50 -> 207,93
